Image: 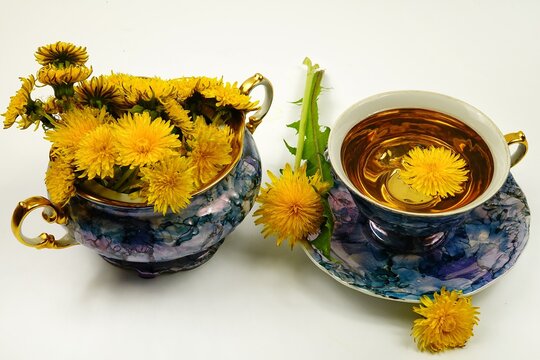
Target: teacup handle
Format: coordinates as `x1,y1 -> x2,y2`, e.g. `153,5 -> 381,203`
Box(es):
240,73 -> 273,133
11,196 -> 77,249
504,131 -> 528,167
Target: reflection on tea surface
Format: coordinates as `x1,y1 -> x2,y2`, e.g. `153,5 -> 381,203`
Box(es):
341,108 -> 494,213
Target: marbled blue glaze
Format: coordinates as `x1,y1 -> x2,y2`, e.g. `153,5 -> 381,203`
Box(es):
305,174 -> 530,302
63,130 -> 261,275
355,195 -> 466,252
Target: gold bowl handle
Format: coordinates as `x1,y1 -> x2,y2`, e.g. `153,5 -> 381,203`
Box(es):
11,196 -> 77,249
504,131 -> 528,167
240,73 -> 273,133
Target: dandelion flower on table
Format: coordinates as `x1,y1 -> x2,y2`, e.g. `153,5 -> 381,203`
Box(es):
2,75 -> 35,129
254,163 -> 328,249
187,117 -> 233,186
35,41 -> 89,66
75,125 -> 118,180
37,64 -> 93,86
400,146 -> 469,198
115,112 -> 181,168
45,155 -> 76,206
45,107 -> 107,161
412,288 -> 480,353
139,156 -> 196,214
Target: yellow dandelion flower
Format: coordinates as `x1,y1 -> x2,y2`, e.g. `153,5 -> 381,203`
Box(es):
308,170 -> 332,194
75,125 -> 117,180
161,99 -> 194,135
253,164 -> 327,248
45,155 -> 76,206
37,64 -> 92,86
203,81 -> 259,111
187,117 -> 233,186
42,97 -> 60,114
140,156 -> 195,214
2,75 -> 35,129
103,73 -> 138,107
195,76 -> 223,93
104,72 -> 135,87
75,76 -> 125,111
35,41 -> 89,66
45,107 -> 107,160
400,146 -> 469,198
115,112 -> 181,168
412,288 -> 480,352
168,77 -> 198,100
121,76 -> 177,105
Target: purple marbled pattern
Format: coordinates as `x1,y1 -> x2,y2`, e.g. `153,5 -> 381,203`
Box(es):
305,174 -> 530,302
63,130 -> 261,275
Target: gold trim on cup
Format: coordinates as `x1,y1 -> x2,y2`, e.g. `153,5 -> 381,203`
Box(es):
504,131 -> 528,167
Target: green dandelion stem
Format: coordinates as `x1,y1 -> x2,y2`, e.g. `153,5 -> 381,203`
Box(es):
112,167 -> 139,192
294,58 -> 322,171
39,111 -> 60,127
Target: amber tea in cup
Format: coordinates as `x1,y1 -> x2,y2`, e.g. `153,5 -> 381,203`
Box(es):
341,108 -> 494,214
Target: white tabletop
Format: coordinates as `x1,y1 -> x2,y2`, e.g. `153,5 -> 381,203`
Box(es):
1,1 -> 539,359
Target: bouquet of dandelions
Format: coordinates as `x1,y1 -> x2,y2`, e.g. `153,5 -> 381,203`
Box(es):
3,41 -> 258,214
253,58 -> 480,353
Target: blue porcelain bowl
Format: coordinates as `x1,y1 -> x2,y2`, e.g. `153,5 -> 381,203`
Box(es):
66,130 -> 261,277
11,130 -> 261,278
11,74 -> 272,277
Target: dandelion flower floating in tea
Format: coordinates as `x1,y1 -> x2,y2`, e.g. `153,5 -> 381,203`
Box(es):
412,288 -> 479,352
399,146 -> 469,198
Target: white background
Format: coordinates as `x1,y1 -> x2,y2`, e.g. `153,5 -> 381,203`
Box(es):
1,1 -> 539,359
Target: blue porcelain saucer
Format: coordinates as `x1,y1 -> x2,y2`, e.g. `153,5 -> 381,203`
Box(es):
304,174 -> 530,303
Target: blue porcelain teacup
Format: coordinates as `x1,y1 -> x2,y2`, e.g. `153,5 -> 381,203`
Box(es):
328,91 -> 527,253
